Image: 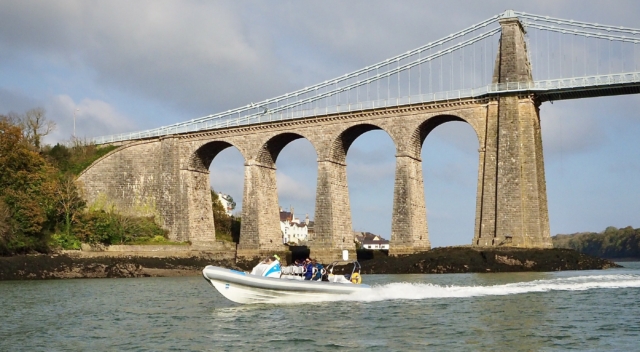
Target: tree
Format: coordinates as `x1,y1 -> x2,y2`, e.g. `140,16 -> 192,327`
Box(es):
55,175 -> 86,236
20,108 -> 56,150
0,117 -> 58,253
0,199 -> 11,254
226,195 -> 236,212
211,188 -> 231,233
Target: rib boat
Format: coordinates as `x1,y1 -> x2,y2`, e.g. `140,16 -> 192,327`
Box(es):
202,260 -> 370,304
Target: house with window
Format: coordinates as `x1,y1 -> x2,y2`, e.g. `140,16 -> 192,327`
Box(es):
280,206 -> 310,245
361,238 -> 390,250
354,231 -> 390,250
216,192 -> 235,216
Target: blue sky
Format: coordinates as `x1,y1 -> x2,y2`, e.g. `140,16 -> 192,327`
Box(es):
1,0 -> 639,247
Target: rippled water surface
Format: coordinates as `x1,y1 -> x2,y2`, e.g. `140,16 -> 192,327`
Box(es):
1,263 -> 640,351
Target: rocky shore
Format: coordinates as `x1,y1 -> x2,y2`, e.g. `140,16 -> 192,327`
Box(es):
0,255 -> 240,280
0,247 -> 620,280
356,247 -> 621,274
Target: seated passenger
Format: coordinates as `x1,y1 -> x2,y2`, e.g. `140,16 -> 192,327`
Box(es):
251,256 -> 281,278
303,258 -> 314,280
312,259 -> 324,281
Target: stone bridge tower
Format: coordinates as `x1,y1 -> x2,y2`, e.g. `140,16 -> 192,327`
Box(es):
472,14 -> 552,248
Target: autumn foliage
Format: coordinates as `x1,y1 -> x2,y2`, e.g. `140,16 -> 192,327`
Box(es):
0,110 -> 166,255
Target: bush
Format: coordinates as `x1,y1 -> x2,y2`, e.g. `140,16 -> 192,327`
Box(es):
51,232 -> 82,250
73,210 -> 168,245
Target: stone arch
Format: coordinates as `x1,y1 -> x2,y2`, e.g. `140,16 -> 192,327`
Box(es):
238,132 -> 319,256
417,114 -> 481,248
188,140 -> 246,172
310,123 -> 397,259
254,132 -> 319,167
181,139 -> 247,245
407,114 -> 481,158
328,123 -> 395,163
389,113 -> 481,255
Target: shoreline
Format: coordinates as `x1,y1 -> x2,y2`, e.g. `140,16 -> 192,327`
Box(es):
0,247 -> 624,280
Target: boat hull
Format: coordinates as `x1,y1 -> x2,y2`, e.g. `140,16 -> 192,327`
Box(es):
202,265 -> 370,304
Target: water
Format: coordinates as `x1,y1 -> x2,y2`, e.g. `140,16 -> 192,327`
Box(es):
2,263 -> 640,351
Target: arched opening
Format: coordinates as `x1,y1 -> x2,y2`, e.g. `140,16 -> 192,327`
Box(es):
420,115 -> 479,248
274,138 -> 318,246
341,124 -> 396,246
247,132 -> 318,248
208,144 -> 245,243
191,141 -> 245,243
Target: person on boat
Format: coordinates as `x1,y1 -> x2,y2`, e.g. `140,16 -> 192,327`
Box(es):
251,256 -> 281,278
303,258 -> 314,280
311,259 -> 325,281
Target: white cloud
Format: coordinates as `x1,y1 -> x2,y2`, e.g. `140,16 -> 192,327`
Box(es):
276,172 -> 315,203
44,95 -> 135,145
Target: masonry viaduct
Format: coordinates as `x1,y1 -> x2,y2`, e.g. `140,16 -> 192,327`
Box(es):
79,17 -> 552,261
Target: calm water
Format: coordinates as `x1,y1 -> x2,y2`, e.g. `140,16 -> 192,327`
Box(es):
1,263 -> 640,352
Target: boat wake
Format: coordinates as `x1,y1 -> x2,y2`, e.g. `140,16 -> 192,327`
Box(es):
300,274 -> 640,304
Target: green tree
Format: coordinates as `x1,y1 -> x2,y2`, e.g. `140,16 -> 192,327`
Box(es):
553,226 -> 640,259
0,117 -> 59,253
211,188 -> 231,237
211,188 -> 241,242
0,199 -> 12,255
54,175 -> 86,236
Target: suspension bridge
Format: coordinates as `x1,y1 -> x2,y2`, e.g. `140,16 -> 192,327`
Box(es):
94,10 -> 640,144
80,11 -> 640,261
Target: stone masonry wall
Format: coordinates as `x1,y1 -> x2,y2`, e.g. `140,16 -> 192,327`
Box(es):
473,15 -> 552,248
78,137 -> 188,241
174,102 -> 487,258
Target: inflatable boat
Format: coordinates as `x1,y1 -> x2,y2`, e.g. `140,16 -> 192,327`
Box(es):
202,260 -> 370,304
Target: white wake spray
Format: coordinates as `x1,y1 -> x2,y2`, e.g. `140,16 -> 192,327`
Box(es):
340,274 -> 640,303
261,274 -> 640,305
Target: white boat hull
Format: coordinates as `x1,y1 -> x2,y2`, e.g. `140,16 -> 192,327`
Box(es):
202,265 -> 370,304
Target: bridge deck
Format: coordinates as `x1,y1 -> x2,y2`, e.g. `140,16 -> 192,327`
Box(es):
94,72 -> 640,145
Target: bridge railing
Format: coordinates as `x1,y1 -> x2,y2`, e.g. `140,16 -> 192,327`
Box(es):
92,71 -> 640,145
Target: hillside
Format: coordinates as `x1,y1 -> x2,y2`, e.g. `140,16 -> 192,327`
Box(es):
552,226 -> 640,259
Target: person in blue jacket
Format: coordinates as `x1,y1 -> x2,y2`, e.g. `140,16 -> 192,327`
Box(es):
312,259 -> 324,281
303,258 -> 314,280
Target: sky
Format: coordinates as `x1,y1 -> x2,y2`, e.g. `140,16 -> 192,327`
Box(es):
1,0 -> 639,247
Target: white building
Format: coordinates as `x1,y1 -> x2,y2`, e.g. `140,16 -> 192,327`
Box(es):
217,193 -> 234,216
280,206 -> 310,244
361,238 -> 390,250
355,232 -> 390,250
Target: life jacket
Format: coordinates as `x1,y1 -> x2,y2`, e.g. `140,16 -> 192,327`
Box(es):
350,272 -> 362,284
